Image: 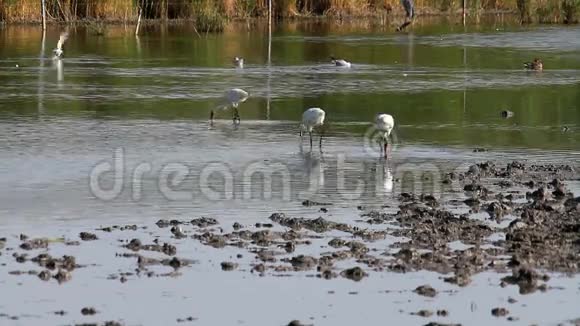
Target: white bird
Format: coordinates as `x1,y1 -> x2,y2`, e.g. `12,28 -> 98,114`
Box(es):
300,108 -> 326,149
233,57 -> 244,68
53,32 -> 69,60
376,114 -> 395,159
330,56 -> 351,68
210,88 -> 249,125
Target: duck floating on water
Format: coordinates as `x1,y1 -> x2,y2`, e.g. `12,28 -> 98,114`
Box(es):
233,57 -> 244,68
524,58 -> 543,71
330,56 -> 351,68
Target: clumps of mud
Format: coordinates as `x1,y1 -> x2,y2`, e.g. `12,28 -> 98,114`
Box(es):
80,232 -> 98,241
414,285 -> 438,298
131,161 -> 579,289
2,160 -> 579,325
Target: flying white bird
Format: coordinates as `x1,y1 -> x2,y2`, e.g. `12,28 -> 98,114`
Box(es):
376,113 -> 395,159
330,56 -> 351,68
210,88 -> 249,125
233,57 -> 244,68
53,32 -> 69,60
300,108 -> 326,149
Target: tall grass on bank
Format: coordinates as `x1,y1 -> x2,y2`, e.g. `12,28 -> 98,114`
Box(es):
192,0 -> 226,33
517,0 -> 580,23
0,0 -> 577,24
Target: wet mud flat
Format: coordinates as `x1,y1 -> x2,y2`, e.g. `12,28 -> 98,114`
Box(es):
1,160 -> 580,325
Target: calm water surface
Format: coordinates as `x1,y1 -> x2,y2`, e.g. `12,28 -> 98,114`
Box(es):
0,19 -> 579,326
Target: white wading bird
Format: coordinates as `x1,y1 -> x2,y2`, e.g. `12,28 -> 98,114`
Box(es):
376,113 -> 395,159
330,56 -> 351,68
233,57 -> 244,68
210,88 -> 249,125
53,32 -> 69,60
300,108 -> 326,149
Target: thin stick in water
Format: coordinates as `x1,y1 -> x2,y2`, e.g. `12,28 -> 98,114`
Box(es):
135,6 -> 142,36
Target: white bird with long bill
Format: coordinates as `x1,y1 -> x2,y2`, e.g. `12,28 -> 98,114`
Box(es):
376,113 -> 395,159
300,107 -> 326,149
210,88 -> 249,125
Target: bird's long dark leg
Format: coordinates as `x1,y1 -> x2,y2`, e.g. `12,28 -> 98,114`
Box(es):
396,21 -> 412,32
383,136 -> 389,159
309,131 -> 313,149
319,128 -> 324,151
210,110 -> 215,126
232,107 -> 240,124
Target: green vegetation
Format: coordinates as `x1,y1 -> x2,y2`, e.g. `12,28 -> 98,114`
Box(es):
0,0 -> 578,25
517,0 -> 580,23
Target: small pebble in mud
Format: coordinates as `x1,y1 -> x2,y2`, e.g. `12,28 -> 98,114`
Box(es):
54,269 -> 72,283
103,322 -> 122,326
507,297 -> 517,304
491,307 -> 509,317
14,254 -> 27,263
232,222 -> 243,230
318,269 -> 337,280
328,238 -> 346,248
302,199 -> 332,206
53,310 -> 66,316
221,261 -> 238,271
340,266 -> 367,282
162,243 -> 177,256
38,270 -> 51,281
236,254 -> 243,259
436,310 -> 449,317
191,217 -> 218,228
287,320 -> 309,326
81,307 -> 97,315
284,241 -> 295,253
168,257 -> 184,269
79,232 -> 98,241
414,285 -> 437,298
19,234 -> 28,241
473,148 -> 487,153
319,208 -> 328,213
507,316 -> 519,322
177,316 -> 197,323
156,219 -> 173,228
126,238 -> 142,251
411,310 -> 433,317
171,226 -> 186,238
20,238 -> 48,250
252,264 -> 266,273
255,223 -> 273,228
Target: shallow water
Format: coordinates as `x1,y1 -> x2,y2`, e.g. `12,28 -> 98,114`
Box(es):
0,19 -> 579,325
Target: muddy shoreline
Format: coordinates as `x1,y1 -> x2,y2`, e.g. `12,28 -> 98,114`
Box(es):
1,160 -> 579,325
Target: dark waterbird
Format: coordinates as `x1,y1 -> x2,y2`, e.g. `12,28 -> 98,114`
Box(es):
396,0 -> 415,32
524,58 -> 543,71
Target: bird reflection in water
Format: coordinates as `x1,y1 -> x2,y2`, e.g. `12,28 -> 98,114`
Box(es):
377,159 -> 393,195
299,146 -> 325,193
54,59 -> 64,87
